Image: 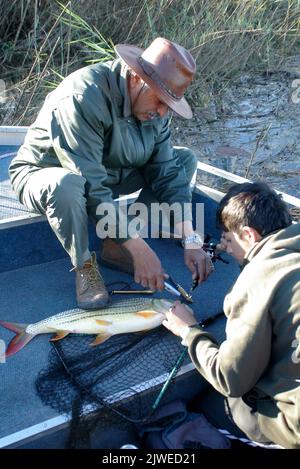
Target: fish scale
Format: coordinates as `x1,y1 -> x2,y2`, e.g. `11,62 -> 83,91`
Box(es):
25,298 -> 162,334
0,298 -> 176,357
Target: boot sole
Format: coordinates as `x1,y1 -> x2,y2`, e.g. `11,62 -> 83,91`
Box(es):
77,296 -> 111,310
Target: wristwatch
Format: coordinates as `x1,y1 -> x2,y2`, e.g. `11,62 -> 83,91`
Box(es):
182,232 -> 203,249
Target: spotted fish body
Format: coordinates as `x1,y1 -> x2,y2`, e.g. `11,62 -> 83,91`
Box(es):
0,298 -> 175,357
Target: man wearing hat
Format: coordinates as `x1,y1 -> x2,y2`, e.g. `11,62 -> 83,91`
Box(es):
9,37 -> 213,310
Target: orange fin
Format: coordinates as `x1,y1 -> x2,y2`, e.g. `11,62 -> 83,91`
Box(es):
95,319 -> 112,325
135,310 -> 156,318
50,331 -> 70,342
0,320 -> 33,358
90,334 -> 111,346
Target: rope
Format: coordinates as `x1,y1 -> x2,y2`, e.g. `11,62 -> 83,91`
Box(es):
218,428 -> 283,449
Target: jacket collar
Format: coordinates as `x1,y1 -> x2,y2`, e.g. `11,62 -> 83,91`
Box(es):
243,228 -> 283,265
119,61 -> 132,118
116,59 -> 167,125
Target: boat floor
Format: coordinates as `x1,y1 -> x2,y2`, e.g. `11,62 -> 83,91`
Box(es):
0,144 -> 240,448
0,147 -> 36,222
0,234 -> 239,443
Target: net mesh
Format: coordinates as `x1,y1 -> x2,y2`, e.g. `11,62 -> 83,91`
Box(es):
36,326 -> 190,448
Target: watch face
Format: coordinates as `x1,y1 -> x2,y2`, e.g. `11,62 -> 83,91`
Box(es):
183,232 -> 203,248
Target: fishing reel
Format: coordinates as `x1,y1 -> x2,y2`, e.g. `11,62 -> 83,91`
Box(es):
177,232 -> 229,264
202,234 -> 229,264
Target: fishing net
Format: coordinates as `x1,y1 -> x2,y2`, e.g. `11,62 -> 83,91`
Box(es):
35,324 -> 191,448
35,233 -> 231,449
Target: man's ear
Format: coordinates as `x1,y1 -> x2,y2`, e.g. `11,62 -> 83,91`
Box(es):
241,226 -> 262,244
129,72 -> 143,88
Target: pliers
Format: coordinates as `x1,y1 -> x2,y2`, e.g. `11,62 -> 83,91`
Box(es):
164,276 -> 193,303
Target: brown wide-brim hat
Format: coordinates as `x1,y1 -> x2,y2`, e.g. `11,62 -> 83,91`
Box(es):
115,37 -> 196,119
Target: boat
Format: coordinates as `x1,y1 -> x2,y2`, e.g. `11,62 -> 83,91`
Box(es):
0,125 -> 299,449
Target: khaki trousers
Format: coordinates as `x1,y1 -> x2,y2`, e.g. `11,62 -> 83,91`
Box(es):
12,147 -> 197,268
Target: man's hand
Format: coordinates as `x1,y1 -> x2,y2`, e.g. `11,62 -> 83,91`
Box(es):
163,301 -> 197,338
184,246 -> 214,285
174,221 -> 214,285
123,237 -> 166,291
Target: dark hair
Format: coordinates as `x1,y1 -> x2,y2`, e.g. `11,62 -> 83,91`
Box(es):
217,181 -> 292,236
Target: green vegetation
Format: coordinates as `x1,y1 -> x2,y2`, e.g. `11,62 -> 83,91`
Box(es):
0,0 -> 300,124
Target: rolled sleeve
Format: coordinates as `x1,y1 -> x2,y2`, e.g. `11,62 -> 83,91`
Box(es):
185,315 -> 272,397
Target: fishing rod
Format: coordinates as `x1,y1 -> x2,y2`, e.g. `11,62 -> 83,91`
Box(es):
53,309 -> 225,426
54,237 -> 228,426
149,309 -> 225,416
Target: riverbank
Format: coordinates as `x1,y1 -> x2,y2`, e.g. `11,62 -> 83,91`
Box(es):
172,59 -> 300,218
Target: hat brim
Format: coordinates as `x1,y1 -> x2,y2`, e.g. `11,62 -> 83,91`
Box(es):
115,44 -> 193,119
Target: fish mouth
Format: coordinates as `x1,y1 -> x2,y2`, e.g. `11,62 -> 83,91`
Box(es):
152,298 -> 174,314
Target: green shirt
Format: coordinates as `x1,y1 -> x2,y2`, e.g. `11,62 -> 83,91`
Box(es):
10,59 -> 193,241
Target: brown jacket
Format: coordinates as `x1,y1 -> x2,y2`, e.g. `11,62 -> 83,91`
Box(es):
186,223 -> 300,448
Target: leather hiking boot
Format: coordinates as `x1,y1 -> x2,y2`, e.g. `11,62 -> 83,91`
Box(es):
100,238 -> 134,275
75,252 -> 110,309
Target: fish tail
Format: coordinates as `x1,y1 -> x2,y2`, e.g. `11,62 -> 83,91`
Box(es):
0,321 -> 35,357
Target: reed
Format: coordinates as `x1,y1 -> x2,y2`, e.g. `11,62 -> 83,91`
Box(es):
0,0 -> 299,124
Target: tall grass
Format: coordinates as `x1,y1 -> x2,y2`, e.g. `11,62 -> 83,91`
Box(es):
0,0 -> 300,125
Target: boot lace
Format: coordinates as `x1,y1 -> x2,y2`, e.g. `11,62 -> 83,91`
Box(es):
82,260 -> 103,290
71,254 -> 104,291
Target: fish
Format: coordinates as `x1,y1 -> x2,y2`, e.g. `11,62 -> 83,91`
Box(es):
0,298 -> 175,358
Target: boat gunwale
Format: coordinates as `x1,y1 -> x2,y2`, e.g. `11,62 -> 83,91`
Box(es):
0,125 -> 298,448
